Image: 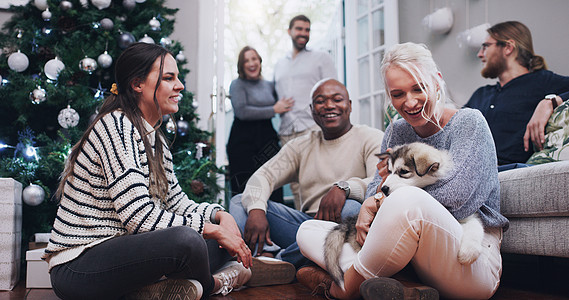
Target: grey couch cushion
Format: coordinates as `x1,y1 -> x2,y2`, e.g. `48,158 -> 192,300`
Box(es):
498,160 -> 569,217
501,217 -> 569,257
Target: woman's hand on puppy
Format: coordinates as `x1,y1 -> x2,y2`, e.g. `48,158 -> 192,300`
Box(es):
355,196 -> 379,246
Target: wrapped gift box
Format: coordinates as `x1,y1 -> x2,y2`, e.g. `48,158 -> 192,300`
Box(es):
26,248 -> 51,288
0,178 -> 22,290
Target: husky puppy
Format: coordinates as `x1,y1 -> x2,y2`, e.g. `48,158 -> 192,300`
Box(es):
323,142 -> 484,287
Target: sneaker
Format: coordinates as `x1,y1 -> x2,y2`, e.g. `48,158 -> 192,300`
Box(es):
359,277 -> 439,300
124,278 -> 203,300
247,256 -> 296,287
213,261 -> 252,296
296,265 -> 333,297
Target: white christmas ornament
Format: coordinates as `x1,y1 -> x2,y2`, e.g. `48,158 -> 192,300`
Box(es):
34,0 -> 48,10
135,0 -> 146,2
139,34 -> 155,44
44,57 -> 65,80
176,51 -> 186,62
123,0 -> 136,10
30,86 -> 47,104
8,51 -> 29,72
22,184 -> 45,206
160,37 -> 172,48
80,0 -> 89,8
91,0 -> 111,10
42,8 -> 52,21
97,51 -> 113,68
166,117 -> 175,134
100,18 -> 114,30
149,17 -> 160,30
192,99 -> 199,109
60,1 -> 73,10
79,57 -> 98,74
58,105 -> 80,128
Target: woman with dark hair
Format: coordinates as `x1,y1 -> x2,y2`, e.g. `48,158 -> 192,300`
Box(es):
227,46 -> 293,201
42,43 -> 253,300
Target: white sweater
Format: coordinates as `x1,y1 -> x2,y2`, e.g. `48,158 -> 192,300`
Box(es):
43,111 -> 222,269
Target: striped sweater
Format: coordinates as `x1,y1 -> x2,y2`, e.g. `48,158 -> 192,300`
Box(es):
42,110 -> 222,270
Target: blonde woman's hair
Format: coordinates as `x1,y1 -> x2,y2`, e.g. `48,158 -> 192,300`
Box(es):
381,42 -> 448,129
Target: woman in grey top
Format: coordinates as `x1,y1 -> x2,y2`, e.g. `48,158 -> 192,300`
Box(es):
227,46 -> 293,201
296,43 -> 509,299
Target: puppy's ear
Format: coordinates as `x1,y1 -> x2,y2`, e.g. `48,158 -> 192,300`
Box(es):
413,157 -> 440,177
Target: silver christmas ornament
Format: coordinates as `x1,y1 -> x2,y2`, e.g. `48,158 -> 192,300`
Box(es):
149,17 -> 161,30
60,1 -> 73,10
58,105 -> 80,128
34,0 -> 48,10
80,0 -> 89,8
192,99 -> 199,109
100,18 -> 114,30
44,57 -> 65,80
159,37 -> 172,48
97,51 -> 113,69
30,86 -> 47,104
22,184 -> 45,206
8,51 -> 29,72
139,34 -> 154,44
177,119 -> 189,136
118,32 -> 135,49
79,57 -> 98,74
91,0 -> 111,10
176,51 -> 186,62
166,118 -> 176,134
42,8 -> 52,21
123,0 -> 136,10
135,0 -> 146,2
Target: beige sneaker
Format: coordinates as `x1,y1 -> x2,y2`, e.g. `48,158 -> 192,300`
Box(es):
213,261 -> 252,296
247,256 -> 296,287
124,278 -> 203,300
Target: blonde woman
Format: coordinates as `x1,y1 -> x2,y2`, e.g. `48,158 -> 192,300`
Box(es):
296,42 -> 509,300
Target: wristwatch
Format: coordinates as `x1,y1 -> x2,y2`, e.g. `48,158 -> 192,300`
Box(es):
545,94 -> 558,110
333,181 -> 350,197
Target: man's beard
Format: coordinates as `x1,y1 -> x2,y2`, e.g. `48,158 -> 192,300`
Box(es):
292,36 -> 308,51
481,55 -> 507,79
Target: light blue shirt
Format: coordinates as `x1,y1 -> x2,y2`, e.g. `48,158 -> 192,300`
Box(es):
273,48 -> 337,135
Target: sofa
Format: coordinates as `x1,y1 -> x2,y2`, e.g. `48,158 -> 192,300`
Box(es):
498,160 -> 569,258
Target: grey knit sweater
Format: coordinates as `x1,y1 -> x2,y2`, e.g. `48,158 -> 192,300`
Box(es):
43,111 -> 223,269
366,108 -> 509,230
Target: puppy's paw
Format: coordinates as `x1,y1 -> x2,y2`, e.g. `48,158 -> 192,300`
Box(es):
457,243 -> 481,265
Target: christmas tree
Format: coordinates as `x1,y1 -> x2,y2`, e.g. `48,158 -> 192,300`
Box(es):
0,0 -> 222,253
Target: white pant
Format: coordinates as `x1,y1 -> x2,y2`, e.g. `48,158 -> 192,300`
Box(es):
297,186 -> 503,299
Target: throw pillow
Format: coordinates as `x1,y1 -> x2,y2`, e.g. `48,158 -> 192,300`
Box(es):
526,100 -> 569,164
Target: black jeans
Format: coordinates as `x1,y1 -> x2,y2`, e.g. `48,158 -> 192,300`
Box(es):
49,226 -> 232,300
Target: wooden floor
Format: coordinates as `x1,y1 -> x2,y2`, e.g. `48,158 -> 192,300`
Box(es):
1,280 -> 567,300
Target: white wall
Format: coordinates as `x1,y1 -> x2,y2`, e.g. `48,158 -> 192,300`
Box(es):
398,0 -> 569,107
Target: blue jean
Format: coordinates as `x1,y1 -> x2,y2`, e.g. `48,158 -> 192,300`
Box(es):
49,226 -> 232,300
229,194 -> 361,269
